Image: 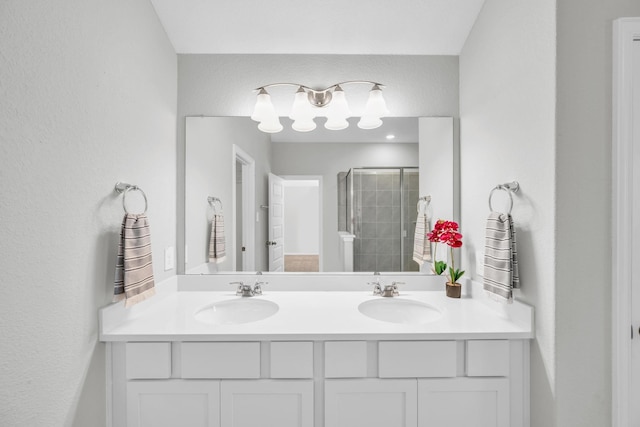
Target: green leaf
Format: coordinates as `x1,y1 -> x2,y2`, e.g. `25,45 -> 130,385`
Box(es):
434,261 -> 447,275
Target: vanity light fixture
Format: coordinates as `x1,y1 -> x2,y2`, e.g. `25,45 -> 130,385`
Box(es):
250,81 -> 389,133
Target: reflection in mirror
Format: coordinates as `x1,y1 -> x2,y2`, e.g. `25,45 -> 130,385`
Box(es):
184,116 -> 453,275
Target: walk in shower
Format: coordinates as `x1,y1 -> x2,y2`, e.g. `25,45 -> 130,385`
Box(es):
339,167 -> 420,272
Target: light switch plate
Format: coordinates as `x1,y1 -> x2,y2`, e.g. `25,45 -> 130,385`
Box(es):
164,246 -> 174,271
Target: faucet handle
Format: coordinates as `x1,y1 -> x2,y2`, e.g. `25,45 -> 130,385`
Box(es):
367,281 -> 383,295
230,281 -> 244,296
253,281 -> 267,295
391,281 -> 405,296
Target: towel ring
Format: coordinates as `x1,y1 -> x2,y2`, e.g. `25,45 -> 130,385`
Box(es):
208,196 -> 223,214
488,181 -> 519,214
115,182 -> 148,215
417,195 -> 431,214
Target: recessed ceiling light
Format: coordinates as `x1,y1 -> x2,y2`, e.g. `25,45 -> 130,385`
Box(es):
386,134 -> 395,140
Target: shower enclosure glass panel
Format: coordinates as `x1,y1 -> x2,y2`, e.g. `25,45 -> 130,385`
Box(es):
347,167 -> 420,272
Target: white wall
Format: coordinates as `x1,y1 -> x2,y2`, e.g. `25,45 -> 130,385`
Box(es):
556,1 -> 640,426
272,142 -> 419,270
459,1 -> 557,426
0,1 -> 177,426
184,117 -> 271,273
283,184 -> 320,254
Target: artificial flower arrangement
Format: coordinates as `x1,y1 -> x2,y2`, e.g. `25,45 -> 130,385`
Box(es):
427,220 -> 464,297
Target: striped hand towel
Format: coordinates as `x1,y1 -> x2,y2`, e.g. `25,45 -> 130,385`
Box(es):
208,214 -> 226,263
114,214 -> 156,308
412,212 -> 431,265
483,212 -> 520,303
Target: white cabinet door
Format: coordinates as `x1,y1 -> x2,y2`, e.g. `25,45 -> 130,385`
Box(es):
418,378 -> 509,427
325,379 -> 417,427
220,380 -> 313,427
127,380 -> 220,427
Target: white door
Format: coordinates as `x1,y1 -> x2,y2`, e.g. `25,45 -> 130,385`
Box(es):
220,380 -> 313,427
127,380 -> 220,427
268,173 -> 285,271
632,38 -> 640,427
325,379 -> 417,427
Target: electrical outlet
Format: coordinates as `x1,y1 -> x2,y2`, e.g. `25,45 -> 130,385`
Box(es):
164,246 -> 175,271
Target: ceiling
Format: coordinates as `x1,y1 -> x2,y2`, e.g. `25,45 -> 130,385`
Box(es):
149,0 -> 486,55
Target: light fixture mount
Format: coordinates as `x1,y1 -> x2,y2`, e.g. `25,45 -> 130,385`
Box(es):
250,81 -> 388,133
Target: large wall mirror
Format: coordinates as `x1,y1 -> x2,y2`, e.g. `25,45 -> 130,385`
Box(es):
184,116 -> 455,275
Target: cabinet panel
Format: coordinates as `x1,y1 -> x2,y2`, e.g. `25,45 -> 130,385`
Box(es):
418,378 -> 509,427
181,342 -> 260,378
466,340 -> 510,377
325,379 -> 417,427
271,341 -> 314,379
379,341 -> 456,378
325,341 -> 367,378
220,380 -> 313,427
127,380 -> 220,427
126,342 -> 171,379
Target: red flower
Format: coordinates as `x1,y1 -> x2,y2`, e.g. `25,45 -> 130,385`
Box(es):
427,220 -> 463,248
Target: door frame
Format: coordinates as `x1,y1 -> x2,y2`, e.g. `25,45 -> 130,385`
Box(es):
232,145 -> 255,271
282,175 -> 324,272
612,17 -> 640,427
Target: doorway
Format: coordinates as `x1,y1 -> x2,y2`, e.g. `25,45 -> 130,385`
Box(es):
268,174 -> 323,272
233,145 -> 255,271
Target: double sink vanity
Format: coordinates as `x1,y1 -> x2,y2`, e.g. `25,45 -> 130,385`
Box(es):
100,274 -> 533,427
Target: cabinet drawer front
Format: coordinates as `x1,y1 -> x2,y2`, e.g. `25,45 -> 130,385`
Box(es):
181,342 -> 260,379
379,341 -> 457,378
324,341 -> 368,378
271,341 -> 314,379
126,342 -> 171,379
466,340 -> 510,377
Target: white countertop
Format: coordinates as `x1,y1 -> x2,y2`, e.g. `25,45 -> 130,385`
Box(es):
99,288 -> 534,342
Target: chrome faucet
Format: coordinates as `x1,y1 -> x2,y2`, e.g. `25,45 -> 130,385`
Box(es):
368,273 -> 404,297
230,280 -> 266,297
230,273 -> 267,297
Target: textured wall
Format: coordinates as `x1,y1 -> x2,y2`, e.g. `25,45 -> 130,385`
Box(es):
556,1 -> 640,426
459,1 -> 557,426
0,1 -> 177,426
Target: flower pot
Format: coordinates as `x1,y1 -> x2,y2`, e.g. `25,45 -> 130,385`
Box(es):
446,282 -> 461,298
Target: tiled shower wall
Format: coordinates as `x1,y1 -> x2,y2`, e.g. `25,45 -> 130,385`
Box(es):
346,168 -> 420,272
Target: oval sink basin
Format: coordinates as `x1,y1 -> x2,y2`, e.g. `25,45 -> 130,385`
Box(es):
195,298 -> 279,325
358,298 -> 442,324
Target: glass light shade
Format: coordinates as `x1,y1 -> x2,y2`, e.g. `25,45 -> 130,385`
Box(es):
324,88 -> 351,130
357,116 -> 383,130
362,85 -> 389,119
251,92 -> 277,122
292,117 -> 317,132
258,117 -> 283,133
325,116 -> 349,130
289,89 -> 316,121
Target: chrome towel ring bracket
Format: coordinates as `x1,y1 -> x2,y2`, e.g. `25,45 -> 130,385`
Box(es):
417,195 -> 431,214
207,196 -> 223,214
114,182 -> 148,215
488,181 -> 520,214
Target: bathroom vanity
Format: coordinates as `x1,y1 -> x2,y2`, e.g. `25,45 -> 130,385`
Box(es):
100,276 -> 533,427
